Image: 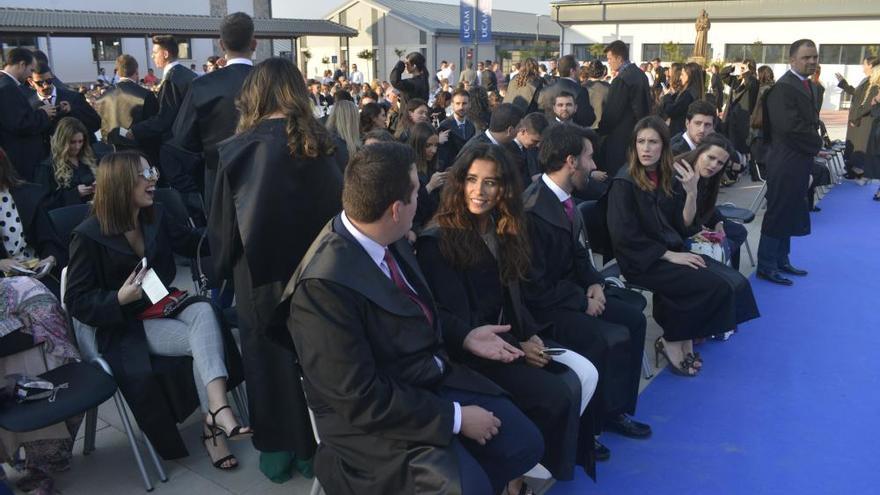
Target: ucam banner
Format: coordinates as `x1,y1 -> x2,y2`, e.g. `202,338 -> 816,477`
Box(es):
460,0 -> 475,44
477,0 -> 492,43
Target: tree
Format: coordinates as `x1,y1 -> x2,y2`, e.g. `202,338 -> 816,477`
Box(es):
749,41 -> 764,62
662,41 -> 684,63
589,43 -> 606,61
496,49 -> 511,62
866,45 -> 880,58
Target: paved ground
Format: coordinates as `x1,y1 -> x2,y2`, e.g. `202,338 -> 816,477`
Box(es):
1,115 -> 850,495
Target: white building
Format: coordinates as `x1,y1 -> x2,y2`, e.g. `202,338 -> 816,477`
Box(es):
550,0 -> 880,110
0,2 -> 354,84
291,0 -> 560,82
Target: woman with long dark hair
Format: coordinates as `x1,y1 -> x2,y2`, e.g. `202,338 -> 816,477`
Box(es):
359,102 -> 386,136
606,117 -> 759,376
394,98 -> 430,141
407,122 -> 447,231
722,58 -> 759,154
749,65 -> 776,179
661,62 -> 705,135
66,151 -> 248,469
417,143 -> 598,491
209,57 -> 343,482
390,51 -> 429,104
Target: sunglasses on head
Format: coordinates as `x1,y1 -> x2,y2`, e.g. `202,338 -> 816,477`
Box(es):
32,78 -> 55,87
138,167 -> 160,181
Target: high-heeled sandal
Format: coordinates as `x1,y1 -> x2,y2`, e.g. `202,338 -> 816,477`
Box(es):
202,429 -> 238,470
506,478 -> 535,495
685,353 -> 703,370
206,405 -> 253,443
653,338 -> 697,377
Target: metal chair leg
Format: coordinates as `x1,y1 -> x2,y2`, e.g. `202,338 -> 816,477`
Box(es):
642,350 -> 654,379
142,433 -> 168,482
83,407 -> 98,455
744,239 -> 756,267
113,392 -> 154,492
231,386 -> 250,426
309,479 -> 323,495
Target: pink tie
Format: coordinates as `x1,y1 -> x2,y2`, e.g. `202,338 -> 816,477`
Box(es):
384,249 -> 434,326
562,198 -> 575,223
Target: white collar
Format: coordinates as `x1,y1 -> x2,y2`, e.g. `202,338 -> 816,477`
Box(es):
162,61 -> 181,79
39,86 -> 57,101
453,115 -> 467,126
513,137 -> 525,151
341,211 -> 388,270
225,58 -> 254,66
484,129 -> 499,145
683,132 -> 697,150
541,174 -> 571,203
789,69 -> 808,82
555,116 -> 571,124
1,70 -> 20,86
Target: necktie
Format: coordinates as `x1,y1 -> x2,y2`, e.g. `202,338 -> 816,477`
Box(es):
384,248 -> 434,326
802,78 -> 812,97
562,198 -> 575,223
458,122 -> 466,135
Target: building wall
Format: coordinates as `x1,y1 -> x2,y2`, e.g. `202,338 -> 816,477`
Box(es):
1,0 -> 209,15
561,18 -> 877,110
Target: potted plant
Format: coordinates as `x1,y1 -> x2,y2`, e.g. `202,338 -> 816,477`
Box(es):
321,56 -> 330,64
301,49 -> 312,60
393,48 -> 406,58
357,49 -> 374,60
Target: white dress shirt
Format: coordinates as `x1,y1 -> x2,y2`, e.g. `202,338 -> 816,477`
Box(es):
225,57 -> 254,67
541,174 -> 571,203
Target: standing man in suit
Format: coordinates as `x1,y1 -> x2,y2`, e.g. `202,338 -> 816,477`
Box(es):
459,62 -> 477,87
598,41 -> 652,179
436,88 -> 475,169
95,55 -> 159,163
112,35 -> 196,159
29,62 -> 101,142
538,55 -> 596,128
480,60 -> 498,92
756,39 -> 822,286
283,142 -> 543,494
0,48 -> 54,181
523,124 -> 651,459
510,112 -> 548,186
171,12 -> 255,212
459,103 -> 523,158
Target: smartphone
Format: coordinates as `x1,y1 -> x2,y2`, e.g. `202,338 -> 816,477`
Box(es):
133,257 -> 147,278
542,348 -> 566,356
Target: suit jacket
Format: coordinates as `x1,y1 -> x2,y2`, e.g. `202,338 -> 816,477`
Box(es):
480,69 -> 498,92
0,73 -> 52,181
459,69 -> 477,86
538,77 -> 596,128
282,216 -> 502,494
130,64 -> 196,144
522,179 -> 604,316
598,63 -> 651,177
509,141 -> 540,186
437,116 -> 476,169
27,87 -> 101,141
95,79 -> 159,141
503,77 -> 544,114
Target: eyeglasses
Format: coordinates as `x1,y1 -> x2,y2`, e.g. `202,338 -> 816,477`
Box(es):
138,167 -> 160,181
32,78 -> 55,87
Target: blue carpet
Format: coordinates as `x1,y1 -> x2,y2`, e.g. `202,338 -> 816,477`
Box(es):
549,182 -> 880,495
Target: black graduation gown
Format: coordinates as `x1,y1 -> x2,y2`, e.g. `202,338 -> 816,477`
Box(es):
53,88 -> 102,138
65,207 -> 243,459
660,87 -> 697,137
170,62 -> 252,205
281,217 -> 505,495
606,172 -> 759,341
130,64 -> 197,145
522,179 -> 645,421
209,118 -> 342,453
416,228 -> 586,481
34,158 -> 95,211
761,71 -> 823,238
0,73 -> 51,182
598,63 -> 652,178
537,77 -> 596,128
95,80 -> 160,142
437,117 -> 476,170
390,61 -> 429,105
722,73 -> 758,153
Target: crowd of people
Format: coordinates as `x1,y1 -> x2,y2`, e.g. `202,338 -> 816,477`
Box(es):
0,7 -> 871,493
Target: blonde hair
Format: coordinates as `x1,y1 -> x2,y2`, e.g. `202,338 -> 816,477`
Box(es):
326,100 -> 361,155
50,117 -> 96,189
862,65 -> 880,106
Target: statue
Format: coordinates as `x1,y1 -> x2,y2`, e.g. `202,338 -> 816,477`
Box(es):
693,10 -> 711,61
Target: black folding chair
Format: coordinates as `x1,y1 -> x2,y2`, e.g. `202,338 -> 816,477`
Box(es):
48,204 -> 91,244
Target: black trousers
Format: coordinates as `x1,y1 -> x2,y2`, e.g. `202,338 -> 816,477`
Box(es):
539,287 -> 647,420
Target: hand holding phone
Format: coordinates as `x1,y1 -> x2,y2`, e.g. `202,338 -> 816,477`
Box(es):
117,258 -> 147,305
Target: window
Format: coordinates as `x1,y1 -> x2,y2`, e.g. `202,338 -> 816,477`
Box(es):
820,44 -> 880,65
724,43 -> 787,64
641,43 -> 698,63
92,36 -> 121,62
419,30 -> 427,45
1,36 -> 38,64
177,38 -> 192,60
572,44 -> 605,62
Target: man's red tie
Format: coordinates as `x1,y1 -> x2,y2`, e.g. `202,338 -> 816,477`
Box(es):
562,198 -> 575,223
802,78 -> 811,94
384,248 -> 434,326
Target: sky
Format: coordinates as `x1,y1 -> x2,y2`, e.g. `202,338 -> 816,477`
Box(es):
272,0 -> 547,20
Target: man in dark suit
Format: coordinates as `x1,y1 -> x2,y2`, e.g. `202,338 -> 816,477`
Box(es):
0,48 -> 54,181
670,99 -> 717,155
510,112 -> 548,186
282,142 -> 543,494
436,88 -> 475,169
538,55 -> 596,129
171,12 -> 255,212
112,35 -> 196,158
458,103 -> 524,158
28,62 -> 101,142
480,59 -> 498,92
523,124 -> 651,457
598,41 -> 652,178
756,39 -> 822,286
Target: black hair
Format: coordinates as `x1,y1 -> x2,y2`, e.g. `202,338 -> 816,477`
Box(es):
343,142 -> 416,223
488,103 -> 524,133
221,12 -> 255,52
539,123 -> 585,173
